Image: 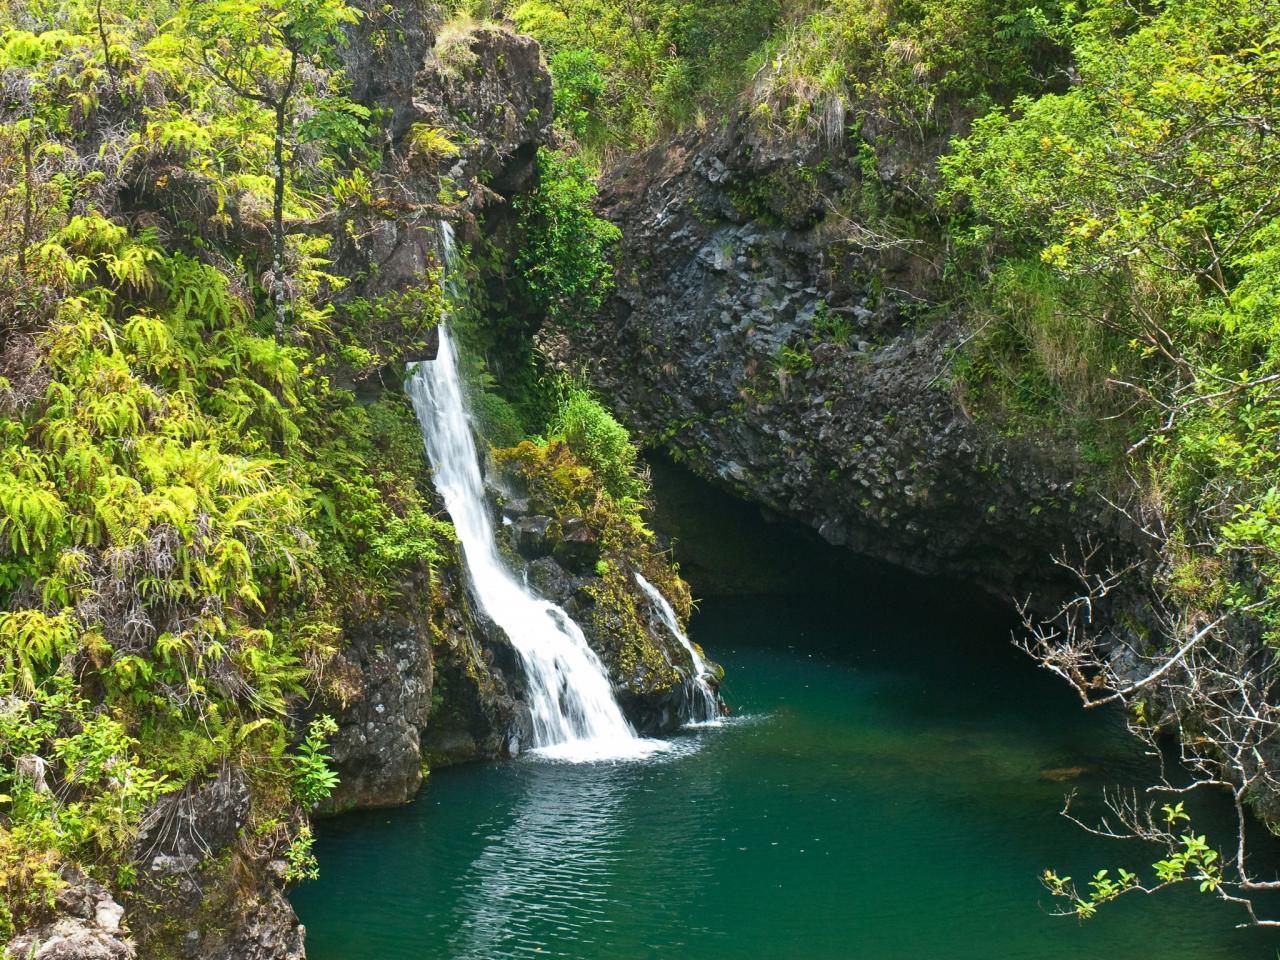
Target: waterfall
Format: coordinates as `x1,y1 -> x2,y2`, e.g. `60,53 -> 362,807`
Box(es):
407,223 -> 661,762
634,574 -> 721,723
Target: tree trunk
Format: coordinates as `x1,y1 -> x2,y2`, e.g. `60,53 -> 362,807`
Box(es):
272,97 -> 287,345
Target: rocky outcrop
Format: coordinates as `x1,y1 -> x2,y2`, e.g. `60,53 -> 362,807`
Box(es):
558,117 -> 1145,606
4,870 -> 133,960
319,550 -> 535,812
415,26 -> 553,199
334,18 -> 555,398
3,918 -> 133,960
319,575 -> 437,812
123,767 -> 304,960
491,443 -> 724,733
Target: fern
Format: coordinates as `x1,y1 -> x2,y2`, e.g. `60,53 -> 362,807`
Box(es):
0,611 -> 78,693
0,475 -> 68,555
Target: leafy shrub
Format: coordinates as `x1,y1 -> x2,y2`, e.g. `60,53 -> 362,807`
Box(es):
292,715 -> 340,809
514,0 -> 781,149
0,676 -> 174,937
406,124 -> 461,166
513,148 -> 621,330
549,48 -> 608,142
550,388 -> 642,504
943,0 -> 1280,627
752,0 -> 1063,146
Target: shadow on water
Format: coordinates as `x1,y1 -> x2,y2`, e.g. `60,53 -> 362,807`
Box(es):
294,460 -> 1280,959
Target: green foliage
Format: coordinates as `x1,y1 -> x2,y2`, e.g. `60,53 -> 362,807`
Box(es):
948,260 -> 1129,462
292,715 -> 339,809
192,0 -> 367,341
406,124 -> 460,166
938,0 -> 1280,923
811,303 -> 854,345
0,0 -> 453,931
513,148 -> 621,331
752,0 -> 1063,145
308,397 -> 455,587
472,389 -> 527,448
1042,804 -> 1223,919
944,0 -> 1280,636
0,675 -> 174,938
550,387 -> 643,505
336,285 -> 445,380
512,0 -> 781,149
194,0 -> 361,81
777,343 -> 814,376
492,435 -> 691,693
548,48 -> 607,142
283,823 -> 320,882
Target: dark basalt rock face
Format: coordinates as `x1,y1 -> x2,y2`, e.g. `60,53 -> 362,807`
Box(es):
512,515 -> 556,558
334,17 -> 554,398
325,604 -> 435,814
317,554 -> 530,812
417,559 -> 534,766
319,581 -> 436,813
553,518 -> 601,574
413,27 -> 553,198
558,117 -> 1144,608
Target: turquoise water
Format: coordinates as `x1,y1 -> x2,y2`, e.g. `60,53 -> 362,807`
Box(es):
294,591 -> 1279,959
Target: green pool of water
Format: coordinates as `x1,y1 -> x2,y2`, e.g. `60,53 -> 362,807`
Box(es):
293,591 -> 1279,959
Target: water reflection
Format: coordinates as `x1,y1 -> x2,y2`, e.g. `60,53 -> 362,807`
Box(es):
446,736 -> 725,958
295,596 -> 1280,960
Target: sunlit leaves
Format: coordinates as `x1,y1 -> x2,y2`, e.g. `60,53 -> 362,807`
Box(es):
945,0 -> 1280,636
0,0 -> 455,929
0,611 -> 77,693
512,148 -> 620,330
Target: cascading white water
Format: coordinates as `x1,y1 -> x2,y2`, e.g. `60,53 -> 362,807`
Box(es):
634,574 -> 721,723
408,223 -> 662,761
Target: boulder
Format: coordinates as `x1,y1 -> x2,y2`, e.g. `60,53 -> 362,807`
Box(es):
6,869 -> 133,960
512,515 -> 555,558
554,518 -> 601,573
5,919 -> 134,960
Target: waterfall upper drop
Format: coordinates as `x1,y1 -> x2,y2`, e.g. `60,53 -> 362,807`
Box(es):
635,574 -> 722,723
408,224 -> 662,762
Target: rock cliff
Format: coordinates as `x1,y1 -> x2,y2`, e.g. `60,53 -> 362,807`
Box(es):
557,116 -> 1146,607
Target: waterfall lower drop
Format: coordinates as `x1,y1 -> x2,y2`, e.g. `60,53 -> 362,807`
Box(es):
408,223 -> 663,762
634,575 -> 722,723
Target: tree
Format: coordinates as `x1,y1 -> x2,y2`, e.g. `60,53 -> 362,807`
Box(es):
192,0 -> 362,343
941,0 -> 1280,925
1019,536 -> 1280,926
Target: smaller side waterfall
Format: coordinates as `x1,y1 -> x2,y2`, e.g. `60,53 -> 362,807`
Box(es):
635,575 -> 721,723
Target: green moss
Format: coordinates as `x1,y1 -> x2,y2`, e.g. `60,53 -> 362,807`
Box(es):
583,569 -> 680,694
492,437 -> 695,675
729,167 -> 825,227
